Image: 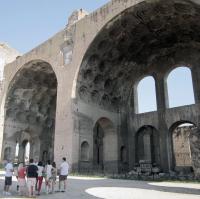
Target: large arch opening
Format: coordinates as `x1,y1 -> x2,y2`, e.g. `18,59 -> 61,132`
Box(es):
75,0 -> 200,173
93,118 -> 118,173
76,0 -> 200,111
2,60 -> 57,162
169,121 -> 196,174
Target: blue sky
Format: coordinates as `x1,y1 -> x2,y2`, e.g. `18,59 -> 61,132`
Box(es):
0,0 -> 109,53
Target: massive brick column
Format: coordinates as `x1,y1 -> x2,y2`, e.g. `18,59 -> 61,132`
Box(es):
191,65 -> 200,104
155,74 -> 171,172
189,127 -> 200,178
127,103 -> 137,171
53,78 -> 78,170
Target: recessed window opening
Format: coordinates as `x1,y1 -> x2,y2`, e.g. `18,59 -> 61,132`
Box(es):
22,140 -> 30,163
167,67 -> 195,108
15,142 -> 19,160
137,76 -> 157,113
81,141 -> 89,161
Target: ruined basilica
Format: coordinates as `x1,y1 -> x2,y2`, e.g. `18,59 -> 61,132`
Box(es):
1,0 -> 200,178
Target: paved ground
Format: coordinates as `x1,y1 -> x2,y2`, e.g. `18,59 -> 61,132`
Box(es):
0,172 -> 199,199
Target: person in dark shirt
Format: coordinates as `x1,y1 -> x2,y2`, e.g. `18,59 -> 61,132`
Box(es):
26,159 -> 38,197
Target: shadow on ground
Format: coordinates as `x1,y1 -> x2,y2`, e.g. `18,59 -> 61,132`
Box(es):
0,172 -> 199,199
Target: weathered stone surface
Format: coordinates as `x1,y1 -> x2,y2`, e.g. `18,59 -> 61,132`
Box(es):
2,60 -> 57,162
0,42 -> 20,81
189,128 -> 200,178
0,0 -> 200,177
67,9 -> 88,27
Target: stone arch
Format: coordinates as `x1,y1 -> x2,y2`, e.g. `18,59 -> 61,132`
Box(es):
169,120 -> 196,174
166,66 -> 195,108
93,117 -> 118,173
81,141 -> 90,161
73,0 -> 200,173
135,125 -> 161,166
75,0 -> 200,109
2,59 -> 58,162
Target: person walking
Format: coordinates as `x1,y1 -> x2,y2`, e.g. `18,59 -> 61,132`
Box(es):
14,162 -> 19,193
17,162 -> 26,196
45,160 -> 52,194
26,159 -> 38,197
37,161 -> 44,195
51,162 -> 57,193
3,159 -> 14,196
59,157 -> 69,192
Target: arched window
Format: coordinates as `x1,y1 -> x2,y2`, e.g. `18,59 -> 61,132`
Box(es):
167,67 -> 194,108
81,141 -> 89,161
137,76 -> 157,113
15,143 -> 19,158
24,141 -> 30,162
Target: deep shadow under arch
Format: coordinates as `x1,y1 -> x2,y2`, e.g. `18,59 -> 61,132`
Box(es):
2,60 -> 57,162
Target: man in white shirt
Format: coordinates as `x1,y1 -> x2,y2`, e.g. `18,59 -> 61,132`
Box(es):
59,157 -> 69,192
3,159 -> 13,196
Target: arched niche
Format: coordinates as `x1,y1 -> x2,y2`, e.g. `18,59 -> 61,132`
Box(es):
135,126 -> 161,166
81,141 -> 90,161
120,146 -> 127,164
93,117 -> 118,173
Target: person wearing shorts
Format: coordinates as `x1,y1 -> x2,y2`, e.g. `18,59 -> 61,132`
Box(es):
3,159 -> 13,196
37,161 -> 44,195
59,157 -> 69,192
45,160 -> 52,194
26,159 -> 38,197
51,162 -> 57,193
17,162 -> 26,196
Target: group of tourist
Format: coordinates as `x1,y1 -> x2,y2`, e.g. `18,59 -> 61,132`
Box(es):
3,157 -> 69,197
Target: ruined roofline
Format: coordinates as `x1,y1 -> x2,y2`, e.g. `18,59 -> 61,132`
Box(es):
0,42 -> 20,55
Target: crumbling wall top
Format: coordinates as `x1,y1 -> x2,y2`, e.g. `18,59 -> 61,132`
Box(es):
67,9 -> 89,27
0,42 -> 20,81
